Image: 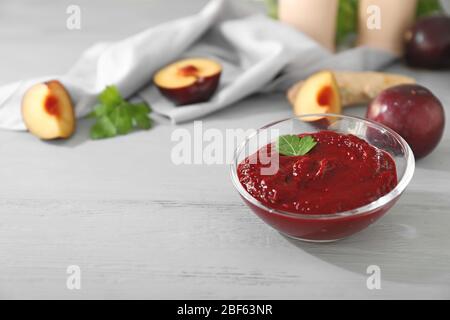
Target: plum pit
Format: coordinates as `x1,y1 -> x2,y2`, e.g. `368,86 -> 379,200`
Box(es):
178,65 -> 200,77
317,86 -> 333,106
44,95 -> 60,117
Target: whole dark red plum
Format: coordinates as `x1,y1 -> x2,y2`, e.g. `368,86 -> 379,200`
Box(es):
367,84 -> 445,159
404,16 -> 450,69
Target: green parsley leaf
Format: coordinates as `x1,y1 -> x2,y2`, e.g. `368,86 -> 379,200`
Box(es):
130,102 -> 152,115
89,85 -> 153,140
133,112 -> 153,130
99,86 -> 123,108
89,103 -> 114,118
110,104 -> 133,135
276,135 -> 317,156
90,116 -> 117,140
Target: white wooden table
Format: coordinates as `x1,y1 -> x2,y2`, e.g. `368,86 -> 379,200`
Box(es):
0,0 -> 449,299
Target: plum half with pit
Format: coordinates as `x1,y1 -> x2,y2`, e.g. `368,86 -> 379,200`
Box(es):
153,58 -> 222,106
367,84 -> 445,159
404,16 -> 450,69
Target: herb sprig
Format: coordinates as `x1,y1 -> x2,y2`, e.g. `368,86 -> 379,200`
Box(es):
89,86 -> 153,140
276,135 -> 317,156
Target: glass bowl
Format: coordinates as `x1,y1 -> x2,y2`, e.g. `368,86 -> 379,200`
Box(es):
230,114 -> 415,242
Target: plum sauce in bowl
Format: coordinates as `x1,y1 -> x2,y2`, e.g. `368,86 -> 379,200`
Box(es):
230,114 -> 415,242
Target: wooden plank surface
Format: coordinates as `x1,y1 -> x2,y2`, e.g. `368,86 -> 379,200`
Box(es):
0,0 -> 449,299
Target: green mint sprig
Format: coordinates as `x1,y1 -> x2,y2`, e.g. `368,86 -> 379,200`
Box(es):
276,135 -> 317,156
89,86 -> 153,140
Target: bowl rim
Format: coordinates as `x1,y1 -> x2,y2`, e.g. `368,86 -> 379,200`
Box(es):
229,113 -> 415,220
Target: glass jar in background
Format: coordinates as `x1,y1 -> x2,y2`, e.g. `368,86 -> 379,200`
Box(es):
357,0 -> 418,55
278,0 -> 339,52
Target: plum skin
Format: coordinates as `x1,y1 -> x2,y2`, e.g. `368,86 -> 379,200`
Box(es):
404,16 -> 450,69
367,84 -> 445,159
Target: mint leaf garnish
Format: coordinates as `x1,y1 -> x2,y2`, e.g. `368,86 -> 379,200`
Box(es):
90,86 -> 153,140
277,135 -> 317,156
